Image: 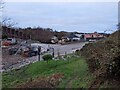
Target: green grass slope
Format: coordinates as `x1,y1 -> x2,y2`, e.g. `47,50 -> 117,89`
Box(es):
2,55 -> 93,88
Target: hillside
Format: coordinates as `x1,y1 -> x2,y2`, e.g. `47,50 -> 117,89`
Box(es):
79,30 -> 120,88
2,55 -> 93,88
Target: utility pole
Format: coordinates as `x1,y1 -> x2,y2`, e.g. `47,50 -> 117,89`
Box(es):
52,48 -> 54,58
38,46 -> 41,61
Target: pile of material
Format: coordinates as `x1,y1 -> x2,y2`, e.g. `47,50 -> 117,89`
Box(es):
79,30 -> 120,88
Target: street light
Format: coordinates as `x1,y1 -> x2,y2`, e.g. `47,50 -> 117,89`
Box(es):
52,47 -> 54,58
38,46 -> 41,61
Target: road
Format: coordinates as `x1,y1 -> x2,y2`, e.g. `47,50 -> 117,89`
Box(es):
48,42 -> 86,56
1,42 -> 87,72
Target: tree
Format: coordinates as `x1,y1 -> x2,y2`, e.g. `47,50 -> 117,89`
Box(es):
117,23 -> 120,30
0,0 -> 4,39
0,0 -> 18,40
0,0 -> 17,28
2,17 -> 18,27
0,0 -> 4,10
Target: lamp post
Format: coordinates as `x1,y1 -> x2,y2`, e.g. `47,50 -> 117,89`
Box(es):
52,47 -> 54,58
38,46 -> 41,61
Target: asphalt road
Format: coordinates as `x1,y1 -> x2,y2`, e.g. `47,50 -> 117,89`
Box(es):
48,42 -> 87,56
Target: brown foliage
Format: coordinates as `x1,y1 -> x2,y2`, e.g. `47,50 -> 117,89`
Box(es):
16,73 -> 64,88
80,30 -> 120,88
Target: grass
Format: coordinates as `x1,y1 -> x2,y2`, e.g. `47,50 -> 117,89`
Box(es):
2,54 -> 93,88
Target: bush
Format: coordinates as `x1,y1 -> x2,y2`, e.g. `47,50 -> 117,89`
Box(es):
42,54 -> 53,63
2,35 -> 8,39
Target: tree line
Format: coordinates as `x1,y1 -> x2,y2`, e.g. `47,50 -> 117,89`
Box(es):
2,26 -> 69,43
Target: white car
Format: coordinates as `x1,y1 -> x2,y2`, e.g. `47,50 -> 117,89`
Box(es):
31,43 -> 49,53
89,39 -> 96,42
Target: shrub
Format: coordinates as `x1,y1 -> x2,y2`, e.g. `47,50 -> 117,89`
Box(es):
42,54 -> 53,63
2,35 -> 8,39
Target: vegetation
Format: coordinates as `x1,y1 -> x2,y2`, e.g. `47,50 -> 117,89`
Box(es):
79,30 -> 120,88
2,54 -> 93,88
42,54 -> 53,63
2,35 -> 8,39
2,26 -> 68,43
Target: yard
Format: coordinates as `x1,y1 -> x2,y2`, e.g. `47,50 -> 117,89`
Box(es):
2,54 -> 93,88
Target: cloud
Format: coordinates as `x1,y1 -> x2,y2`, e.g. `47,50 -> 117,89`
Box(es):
3,2 -> 118,32
5,0 -> 120,2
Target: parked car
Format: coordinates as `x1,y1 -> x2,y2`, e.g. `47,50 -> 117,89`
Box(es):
31,43 -> 49,54
8,47 -> 18,55
7,38 -> 17,45
89,39 -> 96,42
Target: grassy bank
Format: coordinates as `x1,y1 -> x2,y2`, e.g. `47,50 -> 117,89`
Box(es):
2,55 -> 93,88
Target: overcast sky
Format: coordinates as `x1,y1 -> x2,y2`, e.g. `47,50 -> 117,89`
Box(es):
5,0 -> 120,2
3,1 -> 118,33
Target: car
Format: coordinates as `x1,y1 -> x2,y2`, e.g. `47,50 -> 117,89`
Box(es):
89,39 -> 96,42
31,43 -> 49,54
7,38 -> 17,45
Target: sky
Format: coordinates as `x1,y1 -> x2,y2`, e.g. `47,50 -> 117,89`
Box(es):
5,0 -> 120,2
2,1 -> 119,33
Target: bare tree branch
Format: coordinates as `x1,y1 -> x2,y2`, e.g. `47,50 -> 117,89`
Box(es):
0,0 -> 4,27
0,0 -> 4,10
2,17 -> 18,27
0,0 -> 18,28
